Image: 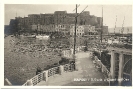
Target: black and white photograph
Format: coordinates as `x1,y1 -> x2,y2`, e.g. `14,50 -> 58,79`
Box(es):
4,4 -> 132,86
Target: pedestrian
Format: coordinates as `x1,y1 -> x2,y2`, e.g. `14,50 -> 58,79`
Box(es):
36,66 -> 42,75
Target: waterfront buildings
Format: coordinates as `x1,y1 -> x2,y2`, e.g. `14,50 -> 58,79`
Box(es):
8,11 -> 108,35
70,25 -> 84,36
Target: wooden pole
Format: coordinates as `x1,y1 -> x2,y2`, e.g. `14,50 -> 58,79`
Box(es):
101,6 -> 103,43
73,4 -> 77,55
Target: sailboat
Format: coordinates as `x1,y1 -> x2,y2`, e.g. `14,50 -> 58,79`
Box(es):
107,15 -> 118,44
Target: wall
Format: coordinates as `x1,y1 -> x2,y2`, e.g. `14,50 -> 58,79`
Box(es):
54,11 -> 67,24
31,25 -> 37,31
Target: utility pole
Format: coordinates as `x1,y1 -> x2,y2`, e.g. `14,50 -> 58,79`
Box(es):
73,4 -> 88,54
73,4 -> 77,55
100,6 -> 103,58
100,6 -> 103,43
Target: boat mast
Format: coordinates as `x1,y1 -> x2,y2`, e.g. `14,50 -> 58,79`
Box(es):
114,15 -> 117,34
121,16 -> 125,37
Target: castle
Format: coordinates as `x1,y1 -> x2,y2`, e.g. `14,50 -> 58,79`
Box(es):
8,11 -> 108,35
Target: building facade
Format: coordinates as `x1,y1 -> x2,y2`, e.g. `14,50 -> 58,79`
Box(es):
10,11 -> 105,34
70,25 -> 84,36
83,25 -> 97,35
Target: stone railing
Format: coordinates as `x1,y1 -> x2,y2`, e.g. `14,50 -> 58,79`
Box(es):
22,63 -> 75,86
22,71 -> 46,86
63,63 -> 75,72
48,66 -> 59,77
94,56 -> 110,79
108,43 -> 132,49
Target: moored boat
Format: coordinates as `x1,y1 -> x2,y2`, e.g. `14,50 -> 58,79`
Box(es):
35,35 -> 49,39
20,34 -> 36,38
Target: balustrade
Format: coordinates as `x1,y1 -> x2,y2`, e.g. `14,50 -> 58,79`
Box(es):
22,63 -> 75,86
94,56 -> 110,80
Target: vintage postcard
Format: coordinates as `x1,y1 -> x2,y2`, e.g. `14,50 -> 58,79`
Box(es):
3,0 -> 132,87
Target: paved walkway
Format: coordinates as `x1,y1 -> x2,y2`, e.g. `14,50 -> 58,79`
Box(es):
36,51 -> 109,86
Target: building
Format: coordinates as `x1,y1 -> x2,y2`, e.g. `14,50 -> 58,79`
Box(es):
70,25 -> 84,36
54,11 -> 67,24
4,25 -> 10,35
70,25 -> 98,37
10,11 -> 103,34
84,25 -> 97,35
9,19 -> 18,33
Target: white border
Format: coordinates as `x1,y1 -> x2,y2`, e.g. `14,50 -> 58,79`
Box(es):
1,0 -> 133,88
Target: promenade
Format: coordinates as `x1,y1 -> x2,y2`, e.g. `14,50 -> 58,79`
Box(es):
36,51 -> 109,86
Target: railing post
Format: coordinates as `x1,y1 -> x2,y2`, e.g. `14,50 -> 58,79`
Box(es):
59,65 -> 64,75
101,64 -> 104,73
110,50 -> 116,81
43,70 -> 48,81
27,79 -> 33,86
71,63 -> 74,71
118,52 -> 124,86
108,73 -> 111,86
98,60 -> 101,68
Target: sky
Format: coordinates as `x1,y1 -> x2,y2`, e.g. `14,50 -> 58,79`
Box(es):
4,4 -> 132,28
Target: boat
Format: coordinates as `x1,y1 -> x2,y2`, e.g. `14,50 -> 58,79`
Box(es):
35,34 -> 49,40
20,34 -> 36,38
